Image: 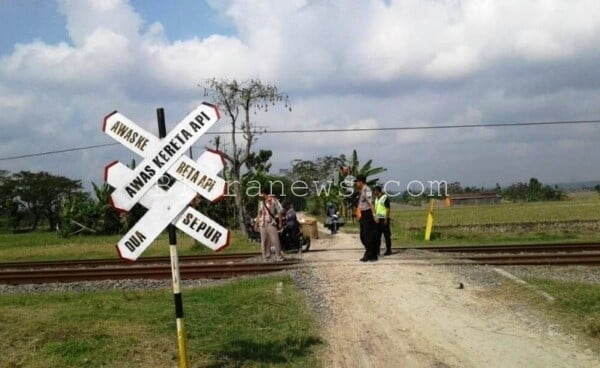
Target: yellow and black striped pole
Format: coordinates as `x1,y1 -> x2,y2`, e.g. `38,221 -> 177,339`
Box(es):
169,236 -> 188,368
158,108 -> 189,368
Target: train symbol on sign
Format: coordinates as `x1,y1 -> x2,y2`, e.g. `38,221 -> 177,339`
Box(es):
103,103 -> 230,261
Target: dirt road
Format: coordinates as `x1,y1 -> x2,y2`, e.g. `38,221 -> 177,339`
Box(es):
303,230 -> 599,368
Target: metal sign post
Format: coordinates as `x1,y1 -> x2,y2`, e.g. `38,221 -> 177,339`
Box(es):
157,108 -> 188,368
102,103 -> 230,367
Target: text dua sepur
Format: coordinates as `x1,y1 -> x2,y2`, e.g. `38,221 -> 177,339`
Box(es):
124,111 -> 211,198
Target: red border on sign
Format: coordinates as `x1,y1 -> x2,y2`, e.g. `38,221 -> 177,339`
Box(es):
206,148 -> 226,167
102,111 -> 118,132
215,230 -> 231,252
107,196 -> 127,214
202,102 -> 220,120
205,149 -> 227,203
104,160 -> 119,182
211,181 -> 227,204
104,161 -> 127,213
116,244 -> 136,263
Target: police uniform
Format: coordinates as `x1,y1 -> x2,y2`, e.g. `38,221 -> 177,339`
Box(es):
358,185 -> 378,261
375,193 -> 392,255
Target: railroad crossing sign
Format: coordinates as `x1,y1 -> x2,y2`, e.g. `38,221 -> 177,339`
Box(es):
103,103 -> 230,261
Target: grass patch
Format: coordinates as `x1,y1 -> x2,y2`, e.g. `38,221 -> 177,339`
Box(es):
380,194 -> 600,246
0,230 -> 259,262
394,194 -> 600,228
0,276 -> 322,367
523,278 -> 600,341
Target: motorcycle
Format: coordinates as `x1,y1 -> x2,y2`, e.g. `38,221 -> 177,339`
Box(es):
324,212 -> 345,234
280,225 -> 311,253
246,218 -> 310,252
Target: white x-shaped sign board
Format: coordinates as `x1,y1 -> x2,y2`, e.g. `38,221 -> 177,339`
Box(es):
103,103 -> 230,261
103,106 -> 226,204
105,102 -> 221,212
105,151 -> 229,260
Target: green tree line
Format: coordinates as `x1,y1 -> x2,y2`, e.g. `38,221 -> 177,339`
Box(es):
0,170 -> 140,236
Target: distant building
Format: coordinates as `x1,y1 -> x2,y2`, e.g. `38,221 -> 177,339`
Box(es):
444,192 -> 501,206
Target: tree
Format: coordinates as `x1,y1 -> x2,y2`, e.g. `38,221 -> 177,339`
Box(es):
346,149 -> 386,185
595,184 -> 600,196
245,149 -> 274,177
281,150 -> 386,216
91,182 -> 122,234
279,154 -> 348,215
12,171 -> 82,230
341,150 -> 387,216
0,171 -> 25,231
447,181 -> 464,194
0,170 -> 13,215
282,155 -> 346,187
203,78 -> 291,234
57,192 -> 96,237
503,177 -> 565,202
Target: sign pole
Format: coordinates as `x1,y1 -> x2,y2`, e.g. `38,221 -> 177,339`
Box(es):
157,108 -> 189,368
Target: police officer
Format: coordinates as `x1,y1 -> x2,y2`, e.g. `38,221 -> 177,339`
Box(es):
356,175 -> 378,262
373,185 -> 392,255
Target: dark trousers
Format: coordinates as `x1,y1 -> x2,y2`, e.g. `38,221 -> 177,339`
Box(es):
281,226 -> 300,251
376,218 -> 392,253
359,209 -> 378,259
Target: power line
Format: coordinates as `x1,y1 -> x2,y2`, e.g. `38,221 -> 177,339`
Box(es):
250,119 -> 600,134
0,143 -> 119,161
1,118 -> 599,161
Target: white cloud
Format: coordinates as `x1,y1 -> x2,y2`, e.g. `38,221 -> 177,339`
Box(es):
1,0 -> 600,187
58,0 -> 143,47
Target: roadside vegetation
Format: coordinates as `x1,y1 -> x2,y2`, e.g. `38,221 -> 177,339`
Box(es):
527,278 -> 600,340
0,230 -> 257,262
496,277 -> 600,351
0,276 -> 322,368
344,192 -> 600,245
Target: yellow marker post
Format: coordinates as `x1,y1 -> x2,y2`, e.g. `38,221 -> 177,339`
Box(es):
424,198 -> 435,241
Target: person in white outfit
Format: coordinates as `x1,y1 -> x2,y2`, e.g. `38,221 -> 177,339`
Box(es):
255,188 -> 284,261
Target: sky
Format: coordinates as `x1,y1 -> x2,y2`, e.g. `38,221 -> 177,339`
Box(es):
1,0 -> 600,190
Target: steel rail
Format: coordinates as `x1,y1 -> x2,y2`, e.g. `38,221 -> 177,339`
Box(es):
0,252 -> 261,269
412,242 -> 600,253
0,261 -> 297,284
455,254 -> 600,266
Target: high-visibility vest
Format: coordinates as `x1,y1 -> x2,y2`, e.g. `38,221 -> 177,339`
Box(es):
375,194 -> 388,217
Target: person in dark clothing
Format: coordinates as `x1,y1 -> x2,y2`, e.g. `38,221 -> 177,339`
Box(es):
281,201 -> 300,251
373,185 -> 392,255
326,202 -> 339,234
356,175 -> 378,262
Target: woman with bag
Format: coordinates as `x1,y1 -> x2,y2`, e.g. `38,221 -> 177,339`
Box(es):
255,188 -> 285,261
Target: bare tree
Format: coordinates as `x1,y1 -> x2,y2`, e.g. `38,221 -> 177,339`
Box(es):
202,78 -> 290,234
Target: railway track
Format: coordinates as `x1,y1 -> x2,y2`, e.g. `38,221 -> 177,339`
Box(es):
417,242 -> 600,265
446,252 -> 600,266
0,260 -> 297,284
0,252 -> 261,269
3,242 -> 600,285
414,242 -> 600,254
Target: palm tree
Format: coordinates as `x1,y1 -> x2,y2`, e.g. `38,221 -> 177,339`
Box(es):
92,182 -> 122,234
339,150 -> 386,219
346,149 -> 386,185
